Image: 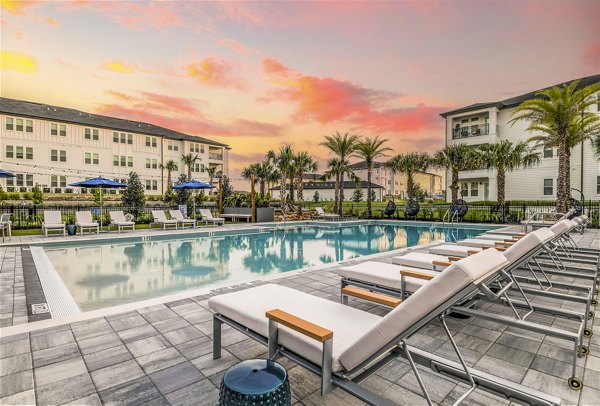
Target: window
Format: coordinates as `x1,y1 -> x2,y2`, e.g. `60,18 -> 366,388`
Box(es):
190,143 -> 201,153
543,179 -> 553,196
16,174 -> 23,186
127,134 -> 133,144
25,120 -> 33,132
113,132 -> 119,142
127,156 -> 133,167
113,155 -> 119,166
461,182 -> 468,197
470,183 -> 478,197
200,145 -> 204,153
85,152 -> 99,164
51,123 -> 58,136
145,180 -> 151,190
26,175 -> 33,187
120,156 -> 126,166
26,147 -> 33,160
60,176 -> 67,188
145,158 -> 157,169
59,124 -> 66,136
120,133 -> 126,143
6,117 -> 13,130
6,145 -> 13,158
145,180 -> 157,191
167,141 -> 178,151
543,146 -> 553,158
85,128 -> 90,139
471,117 -> 479,122
145,158 -> 151,169
51,150 -> 58,161
16,146 -> 23,159
85,128 -> 99,140
16,118 -> 23,131
145,136 -> 157,148
597,176 -> 600,194
60,150 -> 66,162
51,176 -> 58,188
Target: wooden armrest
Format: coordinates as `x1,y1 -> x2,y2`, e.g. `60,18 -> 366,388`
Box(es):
467,250 -> 480,255
447,256 -> 462,262
400,269 -> 435,281
504,238 -> 517,243
512,235 -> 523,240
495,247 -> 506,251
266,309 -> 333,342
495,241 -> 513,247
432,260 -> 451,267
341,286 -> 402,308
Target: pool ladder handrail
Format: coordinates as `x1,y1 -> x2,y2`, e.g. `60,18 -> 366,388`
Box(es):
442,208 -> 460,224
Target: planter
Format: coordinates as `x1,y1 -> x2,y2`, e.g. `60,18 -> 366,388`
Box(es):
222,207 -> 275,223
66,225 -> 77,235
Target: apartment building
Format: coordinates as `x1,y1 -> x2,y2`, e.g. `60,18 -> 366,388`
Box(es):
441,74 -> 600,202
349,161 -> 444,199
0,98 -> 229,195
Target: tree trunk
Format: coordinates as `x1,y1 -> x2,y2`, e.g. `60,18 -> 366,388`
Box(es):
280,178 -> 287,210
556,137 -> 569,213
260,181 -> 265,198
289,178 -> 295,202
334,174 -> 340,213
296,177 -> 303,216
187,167 -> 192,182
166,170 -> 172,189
366,166 -> 372,218
497,168 -> 505,207
407,173 -> 414,201
338,172 -> 345,215
450,170 -> 459,202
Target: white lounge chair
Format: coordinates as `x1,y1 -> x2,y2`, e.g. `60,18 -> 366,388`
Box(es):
0,213 -> 12,242
200,209 -> 224,226
151,210 -> 178,230
315,207 -> 340,220
75,211 -> 99,235
42,210 -> 66,237
208,250 -> 558,405
169,209 -> 196,228
109,211 -> 135,232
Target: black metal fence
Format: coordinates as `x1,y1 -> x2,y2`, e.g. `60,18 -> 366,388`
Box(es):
0,203 -> 217,229
1,200 -> 598,229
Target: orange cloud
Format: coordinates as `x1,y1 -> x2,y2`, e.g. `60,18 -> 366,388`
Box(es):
185,57 -> 246,89
102,60 -> 135,74
0,0 -> 39,15
44,17 -> 59,26
261,58 -> 444,134
217,38 -> 249,55
1,51 -> 37,73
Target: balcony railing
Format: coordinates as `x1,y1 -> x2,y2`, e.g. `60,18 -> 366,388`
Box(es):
209,153 -> 223,160
452,124 -> 489,139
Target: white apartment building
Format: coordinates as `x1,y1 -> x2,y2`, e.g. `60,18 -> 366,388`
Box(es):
349,161 -> 444,199
0,98 -> 229,195
441,74 -> 600,202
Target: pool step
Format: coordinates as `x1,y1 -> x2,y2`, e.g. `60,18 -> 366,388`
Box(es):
342,286 -> 402,308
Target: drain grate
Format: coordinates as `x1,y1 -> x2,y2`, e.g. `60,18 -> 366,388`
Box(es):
31,303 -> 50,314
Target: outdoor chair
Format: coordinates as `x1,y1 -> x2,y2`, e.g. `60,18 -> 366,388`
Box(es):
0,213 -> 12,242
151,210 -> 178,230
75,211 -> 99,235
109,211 -> 135,232
42,210 -> 66,237
315,207 -> 340,221
169,209 -> 196,228
199,209 -> 224,226
209,249 -> 560,405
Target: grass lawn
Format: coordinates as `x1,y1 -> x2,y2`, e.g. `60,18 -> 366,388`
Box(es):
10,222 -> 238,236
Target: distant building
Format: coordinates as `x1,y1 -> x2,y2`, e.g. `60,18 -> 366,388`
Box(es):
270,180 -> 384,201
349,161 -> 444,199
440,74 -> 600,202
0,98 -> 229,195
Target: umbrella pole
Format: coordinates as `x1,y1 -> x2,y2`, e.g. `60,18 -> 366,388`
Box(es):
100,188 -> 103,232
193,190 -> 196,223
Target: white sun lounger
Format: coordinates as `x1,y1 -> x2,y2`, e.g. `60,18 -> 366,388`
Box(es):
75,211 -> 99,235
151,210 -> 178,230
169,209 -> 196,228
109,211 -> 135,232
315,207 -> 340,220
200,209 -> 224,226
42,210 -> 66,237
208,249 -> 560,405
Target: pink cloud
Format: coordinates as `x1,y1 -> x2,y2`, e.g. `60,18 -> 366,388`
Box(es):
217,38 -> 249,55
185,57 -> 246,90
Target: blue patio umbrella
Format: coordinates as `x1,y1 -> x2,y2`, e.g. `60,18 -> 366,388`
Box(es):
0,170 -> 16,178
70,177 -> 127,231
172,180 -> 215,219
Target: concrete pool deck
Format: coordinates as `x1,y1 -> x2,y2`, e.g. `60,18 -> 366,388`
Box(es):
0,225 -> 598,405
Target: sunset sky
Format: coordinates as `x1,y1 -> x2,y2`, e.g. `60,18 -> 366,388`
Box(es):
1,0 -> 599,185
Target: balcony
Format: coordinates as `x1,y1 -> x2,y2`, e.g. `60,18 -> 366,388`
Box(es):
209,153 -> 223,160
452,124 -> 489,139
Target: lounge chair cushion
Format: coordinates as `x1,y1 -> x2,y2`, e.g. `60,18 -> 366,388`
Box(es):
549,219 -> 574,235
209,284 -> 381,372
43,223 -> 65,229
392,252 -> 447,270
456,238 -> 497,248
430,245 -> 480,258
502,228 -> 555,264
77,222 -> 98,227
339,249 -> 508,371
335,262 -> 438,292
475,234 -> 516,241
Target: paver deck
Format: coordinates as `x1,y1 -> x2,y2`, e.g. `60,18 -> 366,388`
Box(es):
0,225 -> 597,405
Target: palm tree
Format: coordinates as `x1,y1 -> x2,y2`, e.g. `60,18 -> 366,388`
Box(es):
267,145 -> 295,208
510,80 -> 600,212
477,140 -> 540,208
593,133 -> 600,159
291,151 -> 318,215
356,136 -> 391,218
160,160 -> 178,189
320,132 -> 360,215
386,152 -> 431,201
241,162 -> 261,193
181,153 -> 199,181
206,165 -> 220,194
321,158 -> 342,210
433,144 -> 478,202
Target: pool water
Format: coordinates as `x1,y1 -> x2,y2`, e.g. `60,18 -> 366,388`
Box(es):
43,223 -> 492,311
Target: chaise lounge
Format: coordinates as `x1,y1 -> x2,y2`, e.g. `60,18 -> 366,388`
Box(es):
42,210 -> 66,237
109,211 -> 135,232
151,210 -> 178,230
169,209 -> 196,228
200,209 -> 225,226
75,211 -> 99,235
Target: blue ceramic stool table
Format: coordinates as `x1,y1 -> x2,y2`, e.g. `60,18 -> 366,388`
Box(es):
219,359 -> 291,406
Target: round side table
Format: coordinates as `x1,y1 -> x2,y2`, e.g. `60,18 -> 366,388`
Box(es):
219,359 -> 291,405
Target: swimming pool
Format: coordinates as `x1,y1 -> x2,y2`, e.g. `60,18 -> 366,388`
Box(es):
39,222 -> 495,311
